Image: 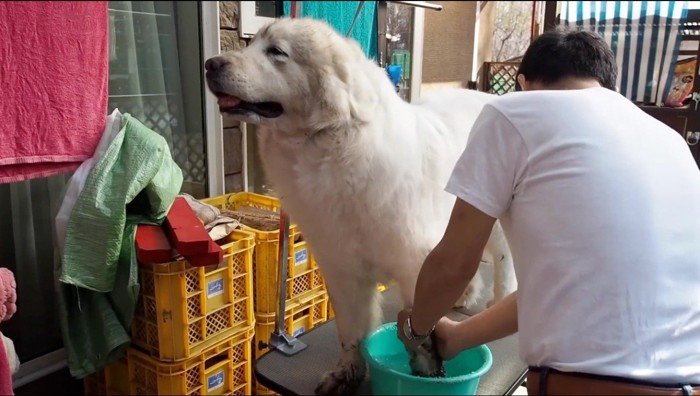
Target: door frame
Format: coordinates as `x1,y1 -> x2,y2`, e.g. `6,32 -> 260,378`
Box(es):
202,1 -> 226,197
410,6 -> 426,102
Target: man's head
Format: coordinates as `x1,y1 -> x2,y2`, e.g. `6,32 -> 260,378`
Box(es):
516,27 -> 617,91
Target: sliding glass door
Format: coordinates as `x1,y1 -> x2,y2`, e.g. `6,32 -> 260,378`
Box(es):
0,1 -> 209,376
108,1 -> 208,198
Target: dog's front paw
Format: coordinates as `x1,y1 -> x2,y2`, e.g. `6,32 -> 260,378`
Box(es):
314,361 -> 366,395
409,333 -> 446,378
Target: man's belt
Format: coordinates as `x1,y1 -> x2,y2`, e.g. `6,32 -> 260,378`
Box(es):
527,366 -> 700,395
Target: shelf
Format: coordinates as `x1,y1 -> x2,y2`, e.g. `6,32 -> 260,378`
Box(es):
637,104 -> 694,114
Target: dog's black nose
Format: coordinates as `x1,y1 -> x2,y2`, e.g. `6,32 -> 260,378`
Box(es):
205,56 -> 228,72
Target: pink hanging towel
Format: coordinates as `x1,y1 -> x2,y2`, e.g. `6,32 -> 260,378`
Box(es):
0,1 -> 109,184
0,331 -> 12,396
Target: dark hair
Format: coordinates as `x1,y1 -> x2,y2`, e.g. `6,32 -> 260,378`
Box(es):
516,27 -> 617,91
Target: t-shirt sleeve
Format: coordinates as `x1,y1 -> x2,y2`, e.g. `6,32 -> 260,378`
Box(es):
445,104 -> 528,219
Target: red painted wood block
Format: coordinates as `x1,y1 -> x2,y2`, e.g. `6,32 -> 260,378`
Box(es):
184,240 -> 224,267
135,224 -> 174,264
164,197 -> 211,256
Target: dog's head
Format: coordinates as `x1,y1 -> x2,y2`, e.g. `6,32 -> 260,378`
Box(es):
205,18 -> 381,134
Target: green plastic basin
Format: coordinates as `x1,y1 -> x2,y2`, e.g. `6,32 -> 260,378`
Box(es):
360,322 -> 493,395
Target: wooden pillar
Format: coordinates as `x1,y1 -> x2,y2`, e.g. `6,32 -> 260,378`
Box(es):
542,1 -> 559,32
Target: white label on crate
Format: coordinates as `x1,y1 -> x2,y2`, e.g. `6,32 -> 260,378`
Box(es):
293,326 -> 306,337
207,278 -> 224,299
294,248 -> 308,266
208,370 -> 225,391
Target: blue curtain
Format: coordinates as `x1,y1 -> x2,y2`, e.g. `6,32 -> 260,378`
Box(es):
282,1 -> 378,61
560,1 -> 688,105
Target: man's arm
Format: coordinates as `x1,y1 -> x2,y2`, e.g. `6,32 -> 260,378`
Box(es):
401,198 -> 497,338
437,291 -> 518,359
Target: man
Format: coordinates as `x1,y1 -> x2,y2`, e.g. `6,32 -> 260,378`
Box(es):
398,28 -> 700,395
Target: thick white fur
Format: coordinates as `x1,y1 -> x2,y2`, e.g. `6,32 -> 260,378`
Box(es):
205,18 -> 517,395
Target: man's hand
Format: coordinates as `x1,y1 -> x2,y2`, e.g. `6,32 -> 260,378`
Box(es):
428,292 -> 520,361
397,308 -> 429,351
432,317 -> 463,361
398,309 -> 461,360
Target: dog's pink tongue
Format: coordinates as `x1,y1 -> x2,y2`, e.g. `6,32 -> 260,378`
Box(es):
218,96 -> 240,107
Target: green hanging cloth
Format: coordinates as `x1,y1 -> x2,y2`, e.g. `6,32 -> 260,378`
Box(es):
282,1 -> 379,61
57,113 -> 183,378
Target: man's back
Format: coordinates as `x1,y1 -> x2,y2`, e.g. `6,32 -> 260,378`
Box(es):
490,87 -> 700,383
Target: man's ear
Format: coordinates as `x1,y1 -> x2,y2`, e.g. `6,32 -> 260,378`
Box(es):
516,74 -> 528,91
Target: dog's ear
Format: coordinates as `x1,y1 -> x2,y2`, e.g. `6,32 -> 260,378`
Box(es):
335,39 -> 378,122
307,39 -> 377,132
307,66 -> 347,131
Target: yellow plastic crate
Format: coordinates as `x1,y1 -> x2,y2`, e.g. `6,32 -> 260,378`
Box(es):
284,266 -> 326,304
84,375 -> 105,396
201,192 -> 325,314
254,290 -> 329,359
202,192 -> 304,279
128,327 -> 254,395
131,229 -> 255,362
83,358 -> 130,396
288,238 -> 316,277
201,192 -> 298,246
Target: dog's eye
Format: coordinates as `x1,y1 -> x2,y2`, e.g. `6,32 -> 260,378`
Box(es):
266,46 -> 287,57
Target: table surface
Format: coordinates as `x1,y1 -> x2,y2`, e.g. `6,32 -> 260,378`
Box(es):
255,287 -> 528,395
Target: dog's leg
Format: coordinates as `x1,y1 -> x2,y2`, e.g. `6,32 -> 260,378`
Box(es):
486,223 -> 516,308
394,251 -> 479,311
395,267 -> 446,377
454,267 -> 486,310
489,251 -> 517,307
488,254 -> 506,308
315,271 -> 381,395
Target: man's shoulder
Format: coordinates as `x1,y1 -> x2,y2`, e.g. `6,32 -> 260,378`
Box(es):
485,90 -> 557,120
489,87 -> 590,108
478,91 -> 557,131
488,87 -> 629,122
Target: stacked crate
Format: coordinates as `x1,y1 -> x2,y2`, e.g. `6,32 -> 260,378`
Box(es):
201,192 -> 331,395
83,358 -> 130,396
84,229 -> 256,395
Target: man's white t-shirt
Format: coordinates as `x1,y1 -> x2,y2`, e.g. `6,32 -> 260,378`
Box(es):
445,86 -> 700,384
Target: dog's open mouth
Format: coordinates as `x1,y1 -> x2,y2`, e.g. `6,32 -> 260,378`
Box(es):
215,94 -> 283,118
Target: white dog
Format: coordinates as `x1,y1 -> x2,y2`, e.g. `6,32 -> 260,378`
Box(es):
205,18 -> 517,394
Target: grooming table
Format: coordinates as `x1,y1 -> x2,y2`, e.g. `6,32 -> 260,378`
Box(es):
255,287 -> 528,395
